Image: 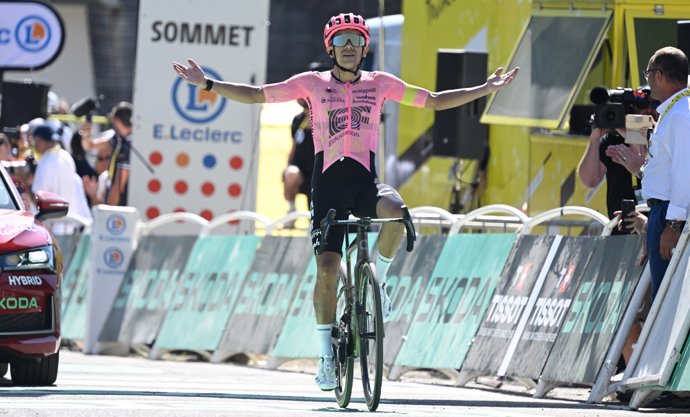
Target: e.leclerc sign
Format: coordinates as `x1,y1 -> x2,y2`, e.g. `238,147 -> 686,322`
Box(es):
0,0 -> 64,70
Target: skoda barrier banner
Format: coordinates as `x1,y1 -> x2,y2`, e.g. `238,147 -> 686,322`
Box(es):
507,236 -> 597,379
383,235 -> 447,366
98,235 -> 198,347
60,235 -> 92,341
393,234 -> 516,370
461,235 -> 557,377
215,237 -> 312,359
270,233 -> 377,362
542,235 -> 644,384
129,0 -> 269,229
60,233 -> 90,317
153,235 -> 260,354
0,0 -> 64,70
269,255 -> 318,361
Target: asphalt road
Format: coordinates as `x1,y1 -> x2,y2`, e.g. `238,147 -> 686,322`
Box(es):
0,349 -> 684,416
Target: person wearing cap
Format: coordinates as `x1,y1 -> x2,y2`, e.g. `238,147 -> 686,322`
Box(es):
31,124 -> 92,234
173,11 -> 518,391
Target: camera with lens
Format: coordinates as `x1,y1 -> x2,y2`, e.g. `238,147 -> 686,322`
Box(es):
589,86 -> 656,129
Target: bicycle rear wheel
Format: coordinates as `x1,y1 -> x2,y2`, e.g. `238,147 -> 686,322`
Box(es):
334,265 -> 354,408
358,262 -> 384,411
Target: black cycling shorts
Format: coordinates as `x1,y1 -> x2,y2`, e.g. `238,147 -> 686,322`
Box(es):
310,152 -> 403,256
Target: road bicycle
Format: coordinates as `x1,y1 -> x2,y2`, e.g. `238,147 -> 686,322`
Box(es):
317,206 -> 415,411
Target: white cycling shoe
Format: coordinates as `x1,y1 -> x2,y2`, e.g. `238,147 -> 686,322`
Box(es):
380,284 -> 393,323
315,355 -> 337,391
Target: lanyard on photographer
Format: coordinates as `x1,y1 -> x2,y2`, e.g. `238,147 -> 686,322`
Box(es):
656,88 -> 690,127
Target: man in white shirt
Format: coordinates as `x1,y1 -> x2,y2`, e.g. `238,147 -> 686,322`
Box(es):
31,125 -> 92,235
640,46 -> 690,299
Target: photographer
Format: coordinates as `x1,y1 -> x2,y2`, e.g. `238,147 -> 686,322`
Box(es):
578,86 -> 659,230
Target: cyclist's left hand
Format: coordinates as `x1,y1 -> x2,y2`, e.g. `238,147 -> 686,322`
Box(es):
486,66 -> 519,92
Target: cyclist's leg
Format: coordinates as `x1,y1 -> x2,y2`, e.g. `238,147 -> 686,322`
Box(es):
374,184 -> 405,259
354,182 -> 405,321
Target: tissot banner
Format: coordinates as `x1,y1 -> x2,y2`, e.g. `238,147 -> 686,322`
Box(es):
461,235 -> 556,376
542,235 -> 644,384
506,236 -> 597,379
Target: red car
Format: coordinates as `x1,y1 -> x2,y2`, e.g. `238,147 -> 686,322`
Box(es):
0,163 -> 69,385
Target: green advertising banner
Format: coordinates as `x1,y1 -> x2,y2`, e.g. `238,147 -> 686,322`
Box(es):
542,235 -> 644,384
393,234 -> 516,370
61,234 -> 92,340
216,236 -> 312,358
55,233 -> 81,272
98,235 -> 198,346
270,255 -> 318,359
383,235 -> 447,365
61,233 -> 91,316
153,235 -> 260,352
270,233 -> 377,362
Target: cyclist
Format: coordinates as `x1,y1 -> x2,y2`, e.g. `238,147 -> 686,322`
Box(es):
173,12 -> 518,391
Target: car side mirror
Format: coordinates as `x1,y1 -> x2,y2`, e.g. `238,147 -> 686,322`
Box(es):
34,191 -> 69,222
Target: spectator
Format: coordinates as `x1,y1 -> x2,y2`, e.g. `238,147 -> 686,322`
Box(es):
0,133 -> 12,161
639,46 -> 690,299
31,125 -> 92,234
81,101 -> 133,206
82,146 -> 112,207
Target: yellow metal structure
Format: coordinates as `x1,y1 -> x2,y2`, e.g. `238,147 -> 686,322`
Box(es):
398,0 -> 690,217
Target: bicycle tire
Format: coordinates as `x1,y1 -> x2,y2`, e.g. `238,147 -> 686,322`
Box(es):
358,262 -> 384,411
334,265 -> 354,408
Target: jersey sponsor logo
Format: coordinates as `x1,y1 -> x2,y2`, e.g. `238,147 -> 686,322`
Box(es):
328,106 -> 371,136
320,96 -> 345,104
172,67 -> 226,124
15,15 -> 50,52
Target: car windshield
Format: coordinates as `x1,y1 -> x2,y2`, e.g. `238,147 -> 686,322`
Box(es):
0,172 -> 20,210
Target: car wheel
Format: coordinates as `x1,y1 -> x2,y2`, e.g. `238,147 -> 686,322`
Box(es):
10,352 -> 59,386
0,363 -> 7,378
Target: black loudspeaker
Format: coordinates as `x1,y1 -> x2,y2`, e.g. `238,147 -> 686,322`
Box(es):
432,50 -> 488,159
0,81 -> 50,129
679,21 -> 690,65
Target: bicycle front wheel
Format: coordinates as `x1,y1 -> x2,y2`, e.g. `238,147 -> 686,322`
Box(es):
334,265 -> 354,408
358,262 -> 384,411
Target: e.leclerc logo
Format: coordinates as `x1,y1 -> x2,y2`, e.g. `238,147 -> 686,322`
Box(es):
172,67 -> 225,123
15,15 -> 51,52
105,213 -> 126,236
153,67 -> 241,144
103,247 -> 125,269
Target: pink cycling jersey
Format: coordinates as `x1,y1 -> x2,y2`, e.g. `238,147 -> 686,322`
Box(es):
263,70 -> 430,173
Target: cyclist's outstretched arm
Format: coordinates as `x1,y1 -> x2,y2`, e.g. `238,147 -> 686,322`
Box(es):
172,58 -> 265,104
423,66 -> 519,111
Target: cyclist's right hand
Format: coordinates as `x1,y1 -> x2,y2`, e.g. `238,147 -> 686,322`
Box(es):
172,58 -> 206,87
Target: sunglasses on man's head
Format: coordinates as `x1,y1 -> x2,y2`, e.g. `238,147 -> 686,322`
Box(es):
331,33 -> 366,47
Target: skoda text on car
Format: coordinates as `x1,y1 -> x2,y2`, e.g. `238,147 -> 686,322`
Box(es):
0,163 -> 68,385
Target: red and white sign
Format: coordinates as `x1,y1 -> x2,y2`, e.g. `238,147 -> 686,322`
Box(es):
129,0 -> 269,233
